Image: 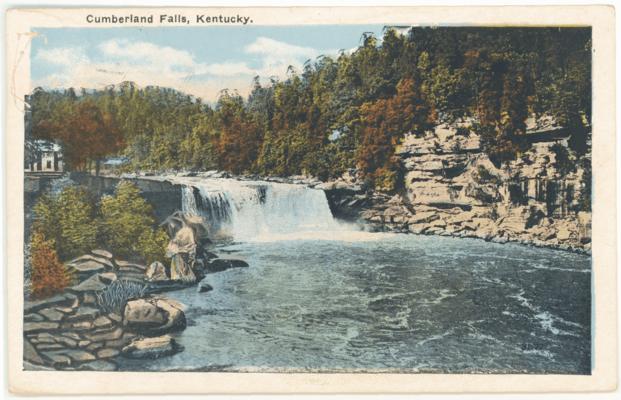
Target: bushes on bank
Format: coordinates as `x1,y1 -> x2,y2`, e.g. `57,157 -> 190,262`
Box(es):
32,186 -> 98,261
30,181 -> 169,297
29,231 -> 71,299
98,181 -> 169,263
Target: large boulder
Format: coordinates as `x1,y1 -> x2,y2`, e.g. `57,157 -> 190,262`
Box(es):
123,297 -> 186,335
121,335 -> 182,359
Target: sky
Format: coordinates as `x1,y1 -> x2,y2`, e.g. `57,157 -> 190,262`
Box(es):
31,25 -> 385,102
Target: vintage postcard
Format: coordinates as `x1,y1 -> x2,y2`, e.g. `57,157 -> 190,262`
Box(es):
5,5 -> 617,394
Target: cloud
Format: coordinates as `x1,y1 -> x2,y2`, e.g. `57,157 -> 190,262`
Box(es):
33,37 -> 336,102
35,46 -> 89,67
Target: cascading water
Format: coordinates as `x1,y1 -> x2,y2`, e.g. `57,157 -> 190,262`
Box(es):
178,178 -> 342,241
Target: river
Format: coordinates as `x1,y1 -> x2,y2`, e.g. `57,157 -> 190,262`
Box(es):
118,177 -> 591,373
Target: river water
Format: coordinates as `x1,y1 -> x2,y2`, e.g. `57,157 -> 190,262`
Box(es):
118,177 -> 591,373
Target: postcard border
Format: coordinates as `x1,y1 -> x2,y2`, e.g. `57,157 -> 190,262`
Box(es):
5,5 -> 617,394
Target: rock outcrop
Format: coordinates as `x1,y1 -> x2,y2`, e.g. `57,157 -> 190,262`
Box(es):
325,122 -> 591,253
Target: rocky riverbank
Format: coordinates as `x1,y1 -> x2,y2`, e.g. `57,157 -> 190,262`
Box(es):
320,123 -> 591,254
23,214 -> 249,371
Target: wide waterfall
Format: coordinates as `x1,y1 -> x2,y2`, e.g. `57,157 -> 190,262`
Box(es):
177,178 -> 341,241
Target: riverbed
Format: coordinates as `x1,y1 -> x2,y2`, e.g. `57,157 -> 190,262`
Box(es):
118,233 -> 591,373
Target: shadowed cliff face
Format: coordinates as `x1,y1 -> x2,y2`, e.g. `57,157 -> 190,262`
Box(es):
326,123 -> 591,253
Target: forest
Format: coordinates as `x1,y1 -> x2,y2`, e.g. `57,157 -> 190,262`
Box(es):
27,27 -> 591,191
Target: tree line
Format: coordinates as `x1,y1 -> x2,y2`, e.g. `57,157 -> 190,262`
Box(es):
28,27 -> 591,191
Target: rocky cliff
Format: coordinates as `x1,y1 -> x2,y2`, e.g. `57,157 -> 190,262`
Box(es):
325,123 -> 591,253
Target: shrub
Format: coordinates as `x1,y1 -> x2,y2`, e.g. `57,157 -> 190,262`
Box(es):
29,231 -> 71,299
137,228 -> 170,265
96,279 -> 148,314
33,186 -> 98,260
99,181 -> 167,263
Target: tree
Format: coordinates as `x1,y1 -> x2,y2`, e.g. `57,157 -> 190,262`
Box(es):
99,181 -> 168,263
358,78 -> 435,191
33,186 -> 98,261
29,231 -> 71,299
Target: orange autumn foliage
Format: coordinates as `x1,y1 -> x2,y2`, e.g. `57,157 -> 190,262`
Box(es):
29,231 -> 71,299
358,78 -> 435,191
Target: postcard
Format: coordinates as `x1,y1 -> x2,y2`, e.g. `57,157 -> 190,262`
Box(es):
5,5 -> 617,394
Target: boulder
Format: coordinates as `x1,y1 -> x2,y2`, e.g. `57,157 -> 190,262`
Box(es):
146,261 -> 168,281
169,254 -> 197,283
121,335 -> 182,359
198,283 -> 213,293
123,297 -> 186,335
167,226 -> 197,256
206,258 -> 249,273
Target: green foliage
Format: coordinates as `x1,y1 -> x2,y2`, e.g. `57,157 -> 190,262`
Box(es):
33,186 -> 98,260
99,181 -> 166,263
27,27 -> 591,184
32,182 -> 167,265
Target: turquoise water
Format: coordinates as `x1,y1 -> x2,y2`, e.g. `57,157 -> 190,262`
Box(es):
119,233 -> 591,373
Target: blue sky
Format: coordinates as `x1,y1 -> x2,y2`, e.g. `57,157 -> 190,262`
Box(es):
31,25 -> 384,101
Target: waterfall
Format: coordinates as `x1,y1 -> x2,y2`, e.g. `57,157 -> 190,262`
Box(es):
179,178 -> 340,241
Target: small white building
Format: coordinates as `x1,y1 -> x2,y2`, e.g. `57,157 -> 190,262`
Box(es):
25,140 -> 63,173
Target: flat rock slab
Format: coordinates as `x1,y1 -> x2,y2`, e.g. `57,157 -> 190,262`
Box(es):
97,347 -> 120,359
24,292 -> 77,314
91,249 -> 114,260
24,339 -> 45,365
43,348 -> 96,364
38,308 -> 65,322
24,321 -> 59,334
121,335 -> 182,359
116,260 -> 147,271
68,274 -> 108,293
68,254 -> 115,270
65,306 -> 100,322
77,359 -> 118,371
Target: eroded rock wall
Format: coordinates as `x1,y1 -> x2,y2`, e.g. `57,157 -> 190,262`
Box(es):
327,124 -> 591,253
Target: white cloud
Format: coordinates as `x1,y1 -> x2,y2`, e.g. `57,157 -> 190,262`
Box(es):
33,37 -> 336,102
